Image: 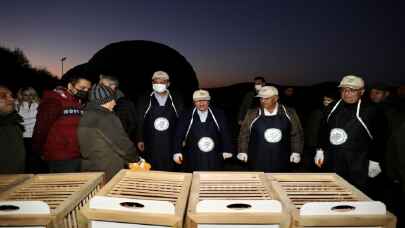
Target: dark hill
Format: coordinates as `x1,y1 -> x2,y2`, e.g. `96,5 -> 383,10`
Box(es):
64,40 -> 198,105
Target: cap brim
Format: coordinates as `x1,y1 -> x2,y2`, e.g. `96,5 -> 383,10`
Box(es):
338,84 -> 362,89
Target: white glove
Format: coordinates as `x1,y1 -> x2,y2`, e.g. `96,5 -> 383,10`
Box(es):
314,149 -> 324,168
173,153 -> 183,164
290,153 -> 301,163
368,160 -> 382,178
237,153 -> 248,162
222,152 -> 233,160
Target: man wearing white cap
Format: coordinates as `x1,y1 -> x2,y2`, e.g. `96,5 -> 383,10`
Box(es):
237,86 -> 304,172
173,89 -> 232,171
315,75 -> 384,191
135,70 -> 184,171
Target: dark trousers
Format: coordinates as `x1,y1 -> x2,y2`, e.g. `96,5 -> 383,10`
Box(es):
48,159 -> 81,173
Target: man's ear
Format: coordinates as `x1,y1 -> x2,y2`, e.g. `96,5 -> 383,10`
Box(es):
360,89 -> 365,96
167,82 -> 170,88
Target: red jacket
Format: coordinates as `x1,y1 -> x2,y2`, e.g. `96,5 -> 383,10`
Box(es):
32,87 -> 83,160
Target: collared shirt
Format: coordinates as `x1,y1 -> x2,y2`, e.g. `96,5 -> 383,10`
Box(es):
263,103 -> 279,116
154,92 -> 168,106
197,110 -> 208,123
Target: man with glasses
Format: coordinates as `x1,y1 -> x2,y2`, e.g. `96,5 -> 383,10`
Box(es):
314,75 -> 384,191
32,74 -> 92,173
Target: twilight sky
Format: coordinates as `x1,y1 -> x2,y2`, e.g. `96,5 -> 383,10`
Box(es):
1,0 -> 403,87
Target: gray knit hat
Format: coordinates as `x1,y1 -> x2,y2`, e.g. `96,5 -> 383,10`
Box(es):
89,84 -> 116,105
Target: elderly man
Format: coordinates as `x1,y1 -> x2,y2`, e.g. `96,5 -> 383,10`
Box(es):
173,90 -> 232,172
0,86 -> 25,173
315,75 -> 384,191
238,86 -> 304,172
135,71 -> 184,171
78,84 -> 144,181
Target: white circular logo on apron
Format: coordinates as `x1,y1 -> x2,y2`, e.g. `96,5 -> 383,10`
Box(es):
154,117 -> 169,131
198,137 -> 215,152
329,128 -> 348,145
264,128 -> 282,143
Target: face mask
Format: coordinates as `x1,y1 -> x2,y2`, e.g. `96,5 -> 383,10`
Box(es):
255,84 -> 263,92
75,90 -> 89,100
153,84 -> 167,93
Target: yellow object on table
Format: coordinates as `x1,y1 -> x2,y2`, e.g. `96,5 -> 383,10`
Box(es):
128,160 -> 151,171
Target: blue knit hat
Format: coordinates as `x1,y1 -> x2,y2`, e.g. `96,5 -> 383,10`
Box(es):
89,84 -> 116,105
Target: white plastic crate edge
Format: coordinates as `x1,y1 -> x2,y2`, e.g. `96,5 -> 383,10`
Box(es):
91,221 -> 169,228
196,200 -> 282,213
89,196 -> 175,214
0,201 -> 50,215
300,201 -> 386,215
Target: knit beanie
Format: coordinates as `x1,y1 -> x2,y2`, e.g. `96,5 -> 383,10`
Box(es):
89,84 -> 116,105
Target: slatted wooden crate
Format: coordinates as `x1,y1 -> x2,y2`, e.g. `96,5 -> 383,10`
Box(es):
0,172 -> 104,228
0,174 -> 33,192
267,173 -> 397,228
186,172 -> 289,228
81,169 -> 192,228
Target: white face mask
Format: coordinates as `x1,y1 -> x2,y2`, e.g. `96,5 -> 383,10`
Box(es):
153,83 -> 167,93
255,84 -> 263,92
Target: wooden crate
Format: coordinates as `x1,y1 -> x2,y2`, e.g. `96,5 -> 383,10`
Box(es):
267,173 -> 397,228
0,172 -> 104,228
186,172 -> 289,228
0,174 -> 33,192
81,169 -> 192,228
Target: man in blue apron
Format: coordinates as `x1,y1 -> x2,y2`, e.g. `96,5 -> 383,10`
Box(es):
315,75 -> 384,191
173,90 -> 232,172
237,86 -> 304,172
135,71 -> 184,171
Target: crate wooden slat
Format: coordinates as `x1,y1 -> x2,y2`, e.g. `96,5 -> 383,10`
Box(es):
0,172 -> 104,228
267,173 -> 396,228
0,174 -> 33,193
81,169 -> 192,228
186,172 -> 289,228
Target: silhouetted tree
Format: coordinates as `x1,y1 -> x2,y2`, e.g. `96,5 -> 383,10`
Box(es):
0,46 -> 58,95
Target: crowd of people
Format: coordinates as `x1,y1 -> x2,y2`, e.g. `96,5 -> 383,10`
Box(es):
0,72 -> 404,223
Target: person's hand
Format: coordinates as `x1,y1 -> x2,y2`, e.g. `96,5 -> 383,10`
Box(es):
290,152 -> 301,163
173,153 -> 183,164
237,153 -> 248,162
222,152 -> 232,160
314,149 -> 324,168
137,142 -> 145,152
368,160 -> 382,178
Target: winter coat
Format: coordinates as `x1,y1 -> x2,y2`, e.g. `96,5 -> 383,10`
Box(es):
15,101 -> 38,138
32,87 -> 82,160
0,112 -> 25,174
134,90 -> 184,142
78,103 -> 140,181
238,91 -> 260,123
113,90 -> 138,140
174,107 -> 233,171
238,104 -> 304,155
319,99 -> 385,190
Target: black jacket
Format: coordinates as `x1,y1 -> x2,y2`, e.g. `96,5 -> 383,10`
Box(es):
0,112 -> 25,174
174,106 -> 233,155
134,90 -> 185,142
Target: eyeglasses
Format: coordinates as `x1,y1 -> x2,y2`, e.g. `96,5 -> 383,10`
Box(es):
340,88 -> 362,94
